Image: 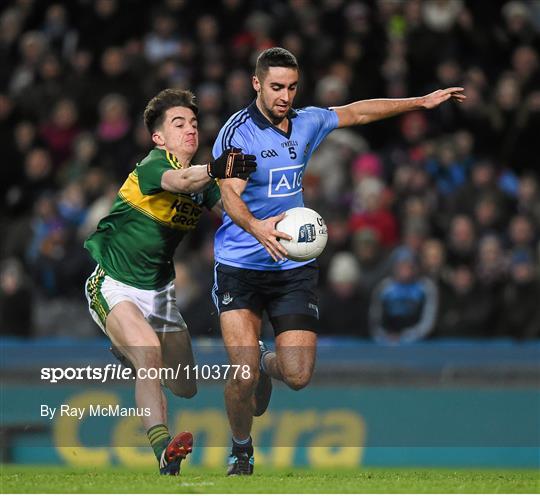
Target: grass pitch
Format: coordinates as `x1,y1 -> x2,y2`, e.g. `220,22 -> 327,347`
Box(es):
1,465 -> 538,493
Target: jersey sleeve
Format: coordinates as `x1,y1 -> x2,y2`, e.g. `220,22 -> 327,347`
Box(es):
212,113 -> 251,159
303,106 -> 339,151
203,180 -> 221,210
137,158 -> 172,195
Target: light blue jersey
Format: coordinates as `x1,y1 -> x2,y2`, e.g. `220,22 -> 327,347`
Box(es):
213,101 -> 339,270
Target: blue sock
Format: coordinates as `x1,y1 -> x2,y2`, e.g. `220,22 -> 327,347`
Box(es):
260,350 -> 271,373
232,435 -> 252,448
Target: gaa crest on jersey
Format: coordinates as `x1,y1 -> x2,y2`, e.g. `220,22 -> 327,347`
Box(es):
268,164 -> 304,198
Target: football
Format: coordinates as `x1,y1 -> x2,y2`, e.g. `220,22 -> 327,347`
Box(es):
276,207 -> 328,262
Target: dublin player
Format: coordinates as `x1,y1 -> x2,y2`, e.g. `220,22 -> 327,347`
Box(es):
84,89 -> 256,475
212,47 -> 465,475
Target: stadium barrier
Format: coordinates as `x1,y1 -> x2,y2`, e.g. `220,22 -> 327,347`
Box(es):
1,337 -> 539,468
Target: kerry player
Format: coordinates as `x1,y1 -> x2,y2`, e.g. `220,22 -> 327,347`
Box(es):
212,47 -> 465,475
84,89 -> 256,475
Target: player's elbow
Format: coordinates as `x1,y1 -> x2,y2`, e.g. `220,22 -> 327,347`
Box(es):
177,180 -> 201,194
220,183 -> 244,212
354,113 -> 372,125
220,178 -> 246,197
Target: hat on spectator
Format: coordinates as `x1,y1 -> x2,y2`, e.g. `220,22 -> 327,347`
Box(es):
352,152 -> 383,178
502,1 -> 529,20
328,252 -> 361,285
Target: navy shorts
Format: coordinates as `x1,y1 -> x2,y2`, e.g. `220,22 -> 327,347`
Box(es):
212,262 -> 319,335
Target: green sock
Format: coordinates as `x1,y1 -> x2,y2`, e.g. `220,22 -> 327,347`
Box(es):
147,424 -> 170,460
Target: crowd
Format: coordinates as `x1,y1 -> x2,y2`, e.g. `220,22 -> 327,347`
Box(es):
1,0 -> 539,341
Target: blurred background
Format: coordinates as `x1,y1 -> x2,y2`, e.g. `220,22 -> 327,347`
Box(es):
1,0 -> 540,341
0,0 -> 539,470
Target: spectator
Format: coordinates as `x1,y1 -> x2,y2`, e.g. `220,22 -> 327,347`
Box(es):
10,31 -> 48,97
516,173 -> 540,226
420,238 -> 447,283
78,181 -> 118,241
508,214 -> 537,255
496,1 -> 540,58
511,45 -> 540,96
369,246 -> 438,344
401,217 -> 430,256
454,81 -> 492,156
436,263 -> 492,338
144,12 -> 182,64
352,228 -> 391,296
0,258 -> 33,337
425,139 -> 468,197
96,94 -> 133,180
317,207 -> 352,286
3,120 -> 39,213
0,9 -> 24,89
476,234 -> 508,290
39,98 -> 81,167
350,177 -> 398,248
224,69 -> 253,115
174,261 -> 218,337
78,0 -> 138,58
64,49 -> 97,126
21,53 -> 65,121
40,4 -> 76,57
60,132 -> 99,184
512,90 -> 540,172
319,252 -> 368,336
94,47 -> 141,111
57,181 -> 87,228
446,214 -> 477,267
454,160 -> 514,218
10,148 -> 55,217
496,250 -> 540,339
473,195 -> 505,236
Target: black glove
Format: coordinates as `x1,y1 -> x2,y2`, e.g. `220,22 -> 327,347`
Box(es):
207,148 -> 257,180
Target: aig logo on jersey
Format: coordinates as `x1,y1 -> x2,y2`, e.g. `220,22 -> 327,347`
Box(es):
268,164 -> 304,198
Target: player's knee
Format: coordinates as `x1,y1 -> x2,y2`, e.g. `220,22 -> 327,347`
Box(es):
168,381 -> 197,399
180,384 -> 197,399
229,370 -> 258,396
284,372 -> 311,391
131,344 -> 162,370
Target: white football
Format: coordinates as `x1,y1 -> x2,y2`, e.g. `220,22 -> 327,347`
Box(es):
276,207 -> 328,262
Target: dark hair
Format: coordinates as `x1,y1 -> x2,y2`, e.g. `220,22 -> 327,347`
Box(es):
143,88 -> 198,132
255,47 -> 299,81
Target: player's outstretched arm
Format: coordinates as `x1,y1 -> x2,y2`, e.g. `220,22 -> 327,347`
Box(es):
161,148 -> 256,194
332,87 -> 466,128
220,178 -> 292,262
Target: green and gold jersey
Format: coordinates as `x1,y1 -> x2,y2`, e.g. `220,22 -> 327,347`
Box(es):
84,148 -> 220,289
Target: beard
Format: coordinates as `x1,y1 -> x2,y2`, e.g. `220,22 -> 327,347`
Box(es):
265,105 -> 286,124
260,95 -> 289,124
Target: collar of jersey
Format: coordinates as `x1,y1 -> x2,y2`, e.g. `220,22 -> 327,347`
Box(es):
247,100 -> 297,138
153,147 -> 184,169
